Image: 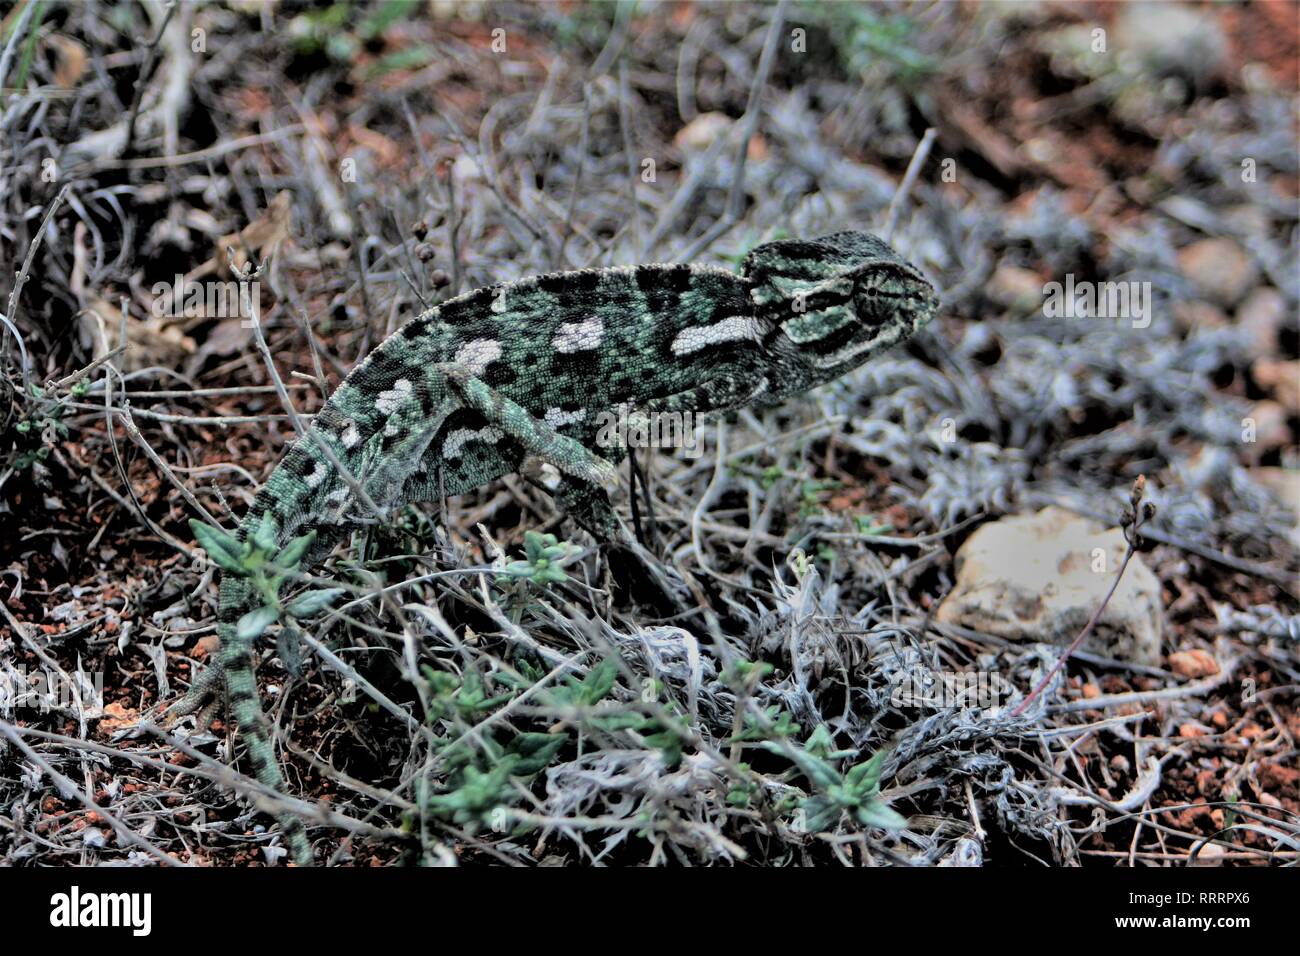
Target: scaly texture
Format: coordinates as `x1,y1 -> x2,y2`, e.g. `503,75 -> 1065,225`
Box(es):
190,231 -> 938,864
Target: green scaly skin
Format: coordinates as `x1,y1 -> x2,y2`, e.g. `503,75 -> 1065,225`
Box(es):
180,231 -> 938,865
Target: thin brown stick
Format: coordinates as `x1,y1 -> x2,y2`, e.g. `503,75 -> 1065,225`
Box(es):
121,0 -> 177,158
1012,476 -> 1155,717
3,183 -> 70,393
1012,543 -> 1139,717
885,127 -> 936,241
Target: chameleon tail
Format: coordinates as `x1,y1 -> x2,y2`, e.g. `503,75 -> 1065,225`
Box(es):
203,363 -> 416,864
215,442 -> 340,867
218,558 -> 314,866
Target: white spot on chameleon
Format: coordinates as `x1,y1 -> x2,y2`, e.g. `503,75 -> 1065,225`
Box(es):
670,316 -> 764,356
753,274 -> 854,308
375,378 -> 412,415
553,318 -> 603,353
304,458 -> 329,490
443,426 -> 504,459
340,420 -> 360,449
544,407 -> 586,429
453,338 -> 502,375
537,461 -> 562,491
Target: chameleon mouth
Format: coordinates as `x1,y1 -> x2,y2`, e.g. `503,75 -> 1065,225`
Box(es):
811,333 -> 890,369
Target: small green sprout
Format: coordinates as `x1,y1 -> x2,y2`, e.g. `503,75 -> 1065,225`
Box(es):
854,515 -> 895,536
503,530 -> 577,585
768,741 -> 906,833
188,519 -> 345,668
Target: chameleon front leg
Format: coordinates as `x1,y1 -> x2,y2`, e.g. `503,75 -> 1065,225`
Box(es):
546,471 -> 626,542
541,469 -> 690,613
541,366 -> 773,540
431,367 -> 696,610
437,366 -> 622,496
540,370 -> 781,611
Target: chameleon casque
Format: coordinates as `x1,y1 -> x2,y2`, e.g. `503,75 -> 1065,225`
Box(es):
174,230 -> 938,864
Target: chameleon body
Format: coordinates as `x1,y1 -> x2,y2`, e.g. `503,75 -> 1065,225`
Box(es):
180,231 -> 938,864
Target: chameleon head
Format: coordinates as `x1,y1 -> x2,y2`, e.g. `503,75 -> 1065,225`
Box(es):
838,256 -> 939,361
747,231 -> 938,388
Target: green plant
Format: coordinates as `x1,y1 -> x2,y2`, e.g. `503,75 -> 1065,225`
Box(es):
188,518 -> 344,672
729,704 -> 800,743
502,530 -> 578,586
8,380 -> 80,470
798,478 -> 840,519
553,0 -> 626,50
750,732 -> 905,832
414,660 -> 632,834
284,0 -> 419,65
854,515 -> 895,536
807,2 -> 936,83
727,701 -> 906,833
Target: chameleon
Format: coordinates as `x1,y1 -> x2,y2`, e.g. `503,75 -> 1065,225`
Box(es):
171,230 -> 938,864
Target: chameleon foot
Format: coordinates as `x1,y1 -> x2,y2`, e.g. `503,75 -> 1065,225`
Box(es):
165,662 -> 227,729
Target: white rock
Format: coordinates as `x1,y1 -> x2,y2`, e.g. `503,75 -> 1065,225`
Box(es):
1116,3 -> 1228,85
1178,238 -> 1259,308
1237,287 -> 1285,360
936,506 -> 1164,665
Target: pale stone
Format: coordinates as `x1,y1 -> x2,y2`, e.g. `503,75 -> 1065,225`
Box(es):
1168,650 -> 1220,678
1244,400 -> 1291,457
1178,238 -> 1259,308
936,506 -> 1164,665
1173,300 -> 1229,332
989,264 -> 1044,311
1116,3 -> 1228,84
1237,287 -> 1286,359
1250,467 -> 1299,514
1252,359 -> 1300,413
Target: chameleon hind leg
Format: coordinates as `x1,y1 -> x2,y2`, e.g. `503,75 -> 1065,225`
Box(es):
549,368 -> 766,547
166,660 -> 225,722
168,386 -> 451,866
